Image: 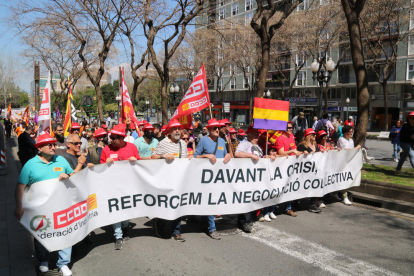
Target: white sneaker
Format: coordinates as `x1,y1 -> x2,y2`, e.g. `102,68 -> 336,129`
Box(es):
394,158 -> 399,163
319,203 -> 326,208
39,262 -> 49,273
263,214 -> 271,222
59,265 -> 72,276
342,198 -> 352,205
269,212 -> 277,219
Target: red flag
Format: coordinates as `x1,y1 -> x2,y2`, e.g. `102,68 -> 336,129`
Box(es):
178,114 -> 192,129
171,63 -> 210,121
121,68 -> 142,137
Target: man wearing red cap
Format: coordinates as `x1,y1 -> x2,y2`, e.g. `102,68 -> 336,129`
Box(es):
228,128 -> 239,154
70,122 -> 89,154
396,112 -> 414,173
194,118 -> 231,240
100,124 -> 141,250
134,123 -> 159,159
14,133 -> 75,276
152,123 -> 166,142
86,128 -> 108,165
237,129 -> 246,142
218,119 -> 233,158
152,119 -> 189,241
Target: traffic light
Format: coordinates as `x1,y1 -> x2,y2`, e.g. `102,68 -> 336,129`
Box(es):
82,95 -> 93,107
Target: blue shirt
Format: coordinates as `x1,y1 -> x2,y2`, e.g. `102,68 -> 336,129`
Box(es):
390,125 -> 402,144
18,155 -> 74,186
194,136 -> 228,158
134,136 -> 159,158
131,131 -> 139,140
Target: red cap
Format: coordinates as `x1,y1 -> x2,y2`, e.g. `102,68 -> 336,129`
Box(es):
102,124 -> 108,129
165,119 -> 182,135
408,111 -> 414,117
129,123 -> 136,130
228,128 -> 237,134
188,125 -> 194,130
246,126 -> 259,134
35,133 -> 57,148
304,128 -> 316,137
143,123 -> 155,131
94,128 -> 107,138
139,120 -> 148,126
237,129 -> 246,136
207,119 -> 222,128
110,124 -> 126,137
217,119 -> 227,127
316,130 -> 328,139
161,125 -> 167,133
222,118 -> 231,125
71,122 -> 81,129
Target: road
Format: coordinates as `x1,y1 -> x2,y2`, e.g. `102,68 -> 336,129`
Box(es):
1,137 -> 414,276
364,139 -> 412,168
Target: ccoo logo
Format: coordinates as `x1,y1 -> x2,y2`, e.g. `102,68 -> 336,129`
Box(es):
30,215 -> 51,232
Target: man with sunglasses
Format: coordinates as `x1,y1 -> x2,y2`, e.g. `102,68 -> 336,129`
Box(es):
134,123 -> 159,160
70,122 -> 89,154
62,134 -> 87,173
100,124 -> 140,250
194,119 -> 231,240
14,133 -> 75,276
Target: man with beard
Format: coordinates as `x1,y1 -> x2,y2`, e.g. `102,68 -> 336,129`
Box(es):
152,123 -> 165,142
134,123 -> 159,159
14,133 -> 74,276
86,128 -> 108,165
152,119 -> 190,241
52,123 -> 67,156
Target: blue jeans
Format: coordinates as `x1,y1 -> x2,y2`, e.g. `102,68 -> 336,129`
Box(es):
396,142 -> 414,171
285,201 -> 292,212
112,220 -> 129,239
157,218 -> 182,235
393,143 -> 401,160
201,216 -> 216,232
263,205 -> 275,215
34,239 -> 71,269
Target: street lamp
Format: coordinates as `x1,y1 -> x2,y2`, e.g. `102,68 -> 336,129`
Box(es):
169,84 -> 180,111
346,97 -> 350,120
311,57 -> 336,118
115,94 -> 121,121
145,100 -> 150,122
263,90 -> 271,98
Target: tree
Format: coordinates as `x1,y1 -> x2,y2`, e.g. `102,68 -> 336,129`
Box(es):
250,0 -> 303,97
340,0 -> 369,146
143,0 -> 207,124
101,80 -> 119,105
361,0 -> 413,130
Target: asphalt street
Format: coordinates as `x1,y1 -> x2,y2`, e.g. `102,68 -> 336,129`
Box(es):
363,139 -> 412,168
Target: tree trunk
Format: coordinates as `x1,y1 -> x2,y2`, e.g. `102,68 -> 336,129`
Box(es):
382,81 -> 389,131
341,1 -> 369,146
249,93 -> 253,125
161,80 -> 168,125
256,35 -> 270,98
95,85 -> 104,123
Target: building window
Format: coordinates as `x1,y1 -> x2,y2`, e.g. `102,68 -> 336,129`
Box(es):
243,76 -> 250,88
245,12 -> 252,26
296,53 -> 306,67
328,88 -> 341,99
220,0 -> 225,6
232,3 -> 238,16
245,0 -> 252,11
345,87 -> 357,99
297,71 -> 306,86
219,8 -> 225,20
297,0 -> 309,11
407,61 -> 414,79
409,36 -> 414,56
218,79 -> 223,90
230,78 -> 236,89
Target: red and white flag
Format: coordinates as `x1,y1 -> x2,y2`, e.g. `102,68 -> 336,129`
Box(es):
121,68 -> 141,136
171,63 -> 210,121
37,72 -> 51,135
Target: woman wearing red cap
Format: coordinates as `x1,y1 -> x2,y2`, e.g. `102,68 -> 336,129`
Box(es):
316,130 -> 333,152
297,128 -> 322,213
396,112 -> 414,173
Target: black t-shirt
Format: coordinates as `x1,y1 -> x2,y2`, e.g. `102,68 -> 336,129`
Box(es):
297,143 -> 320,153
18,132 -> 37,158
154,134 -> 165,142
62,152 -> 85,170
399,122 -> 414,144
55,138 -> 68,156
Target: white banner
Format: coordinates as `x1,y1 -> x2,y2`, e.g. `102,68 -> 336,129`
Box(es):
20,149 -> 362,251
37,72 -> 51,134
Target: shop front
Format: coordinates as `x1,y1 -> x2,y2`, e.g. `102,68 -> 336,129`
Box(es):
210,100 -> 251,124
285,97 -> 318,123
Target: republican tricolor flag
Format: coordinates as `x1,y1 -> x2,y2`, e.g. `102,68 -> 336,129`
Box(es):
253,98 -> 289,131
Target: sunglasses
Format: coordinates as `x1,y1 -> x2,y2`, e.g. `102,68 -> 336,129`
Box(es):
44,144 -> 56,148
210,127 -> 220,130
110,136 -> 120,140
69,142 -> 82,146
287,127 -> 293,130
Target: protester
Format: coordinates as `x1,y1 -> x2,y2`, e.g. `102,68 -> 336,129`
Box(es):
396,112 -> 414,174
4,117 -> 12,138
124,124 -> 136,143
276,121 -> 301,217
390,120 -> 402,162
337,125 -> 361,205
52,123 -> 68,156
138,120 -> 147,132
187,126 -> 196,152
100,124 -> 141,250
197,126 -> 208,144
316,130 -> 333,151
14,133 -> 74,276
229,128 -> 239,154
315,113 -> 335,138
70,122 -> 89,154
234,126 -> 276,231
182,132 -> 194,156
134,123 -> 159,160
86,128 -> 108,165
62,134 -> 87,173
297,128 -> 322,213
152,119 -> 190,241
15,121 -> 26,137
344,116 -> 354,127
237,129 -> 246,142
17,125 -> 37,166
291,112 -> 308,135
194,119 -> 231,239
151,123 -> 165,142
218,119 -> 233,158
312,116 -> 318,130
86,128 -> 95,147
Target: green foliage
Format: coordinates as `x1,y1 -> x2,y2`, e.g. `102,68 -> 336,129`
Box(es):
101,80 -> 119,105
0,83 -> 29,108
136,79 -> 162,113
51,92 -> 66,113
72,88 -> 98,113
105,103 -> 118,112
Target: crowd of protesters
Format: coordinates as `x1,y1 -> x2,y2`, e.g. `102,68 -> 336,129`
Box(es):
1,111 -> 370,276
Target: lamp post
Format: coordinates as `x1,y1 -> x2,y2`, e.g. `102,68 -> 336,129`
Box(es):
311,57 -> 336,118
346,97 -> 350,120
263,90 -> 271,98
116,94 -> 121,121
145,100 -> 150,122
169,84 -> 180,113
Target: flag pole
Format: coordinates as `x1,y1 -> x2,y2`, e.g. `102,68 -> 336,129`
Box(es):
209,103 -> 213,119
266,130 -> 269,156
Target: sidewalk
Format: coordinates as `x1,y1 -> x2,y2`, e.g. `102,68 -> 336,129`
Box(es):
0,138 -> 36,276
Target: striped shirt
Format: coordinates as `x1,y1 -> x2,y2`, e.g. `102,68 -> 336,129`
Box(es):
152,137 -> 188,158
